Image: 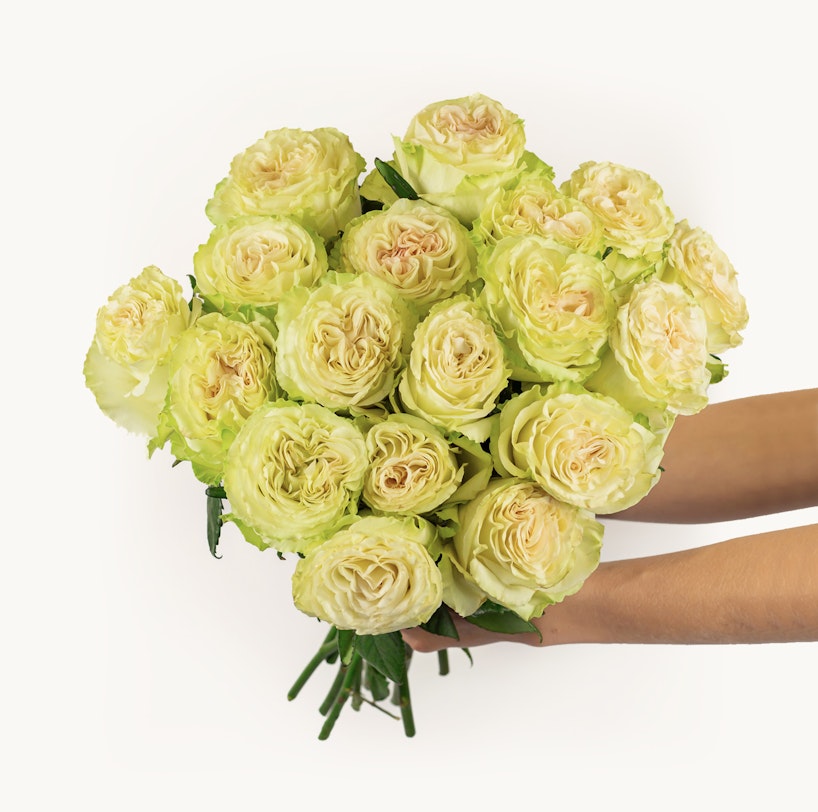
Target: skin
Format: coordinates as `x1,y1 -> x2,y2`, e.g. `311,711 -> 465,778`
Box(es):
401,388 -> 818,651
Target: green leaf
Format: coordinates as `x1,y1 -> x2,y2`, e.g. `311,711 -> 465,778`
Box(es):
420,605 -> 460,640
466,600 -> 542,642
336,629 -> 357,666
364,662 -> 390,702
206,488 -> 223,559
374,158 -> 419,200
460,647 -> 473,666
356,632 -> 408,685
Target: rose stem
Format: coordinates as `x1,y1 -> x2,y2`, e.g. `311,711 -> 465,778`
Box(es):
397,676 -> 415,738
318,662 -> 347,716
351,663 -> 363,711
318,653 -> 362,741
287,626 -> 338,701
437,651 -> 450,676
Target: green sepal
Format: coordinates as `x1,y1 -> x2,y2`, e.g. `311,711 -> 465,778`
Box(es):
466,599 -> 543,642
419,604 -> 460,640
375,158 -> 419,200
707,354 -> 728,384
356,631 -> 408,685
336,629 -> 357,666
206,488 -> 224,559
634,412 -> 651,430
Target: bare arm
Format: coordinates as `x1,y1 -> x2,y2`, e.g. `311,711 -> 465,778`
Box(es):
402,522 -> 818,650
614,388 -> 818,523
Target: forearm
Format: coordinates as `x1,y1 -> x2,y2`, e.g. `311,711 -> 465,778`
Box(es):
538,523 -> 818,645
615,388 -> 818,523
402,523 -> 818,651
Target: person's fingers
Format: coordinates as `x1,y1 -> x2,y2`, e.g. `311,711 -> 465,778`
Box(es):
400,627 -> 449,652
401,613 -> 545,651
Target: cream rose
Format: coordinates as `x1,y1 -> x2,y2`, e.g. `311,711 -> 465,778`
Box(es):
586,278 -> 711,422
563,161 -> 675,284
223,401 -> 367,553
478,235 -> 616,383
398,296 -> 510,442
474,174 -> 604,255
292,515 -> 443,635
392,93 -> 551,225
275,273 -> 414,410
338,198 -> 476,308
363,414 -> 464,514
205,127 -> 366,240
440,478 -> 603,620
193,215 -> 327,312
494,383 -> 664,514
84,266 -> 193,435
661,219 -> 748,353
150,310 -> 277,484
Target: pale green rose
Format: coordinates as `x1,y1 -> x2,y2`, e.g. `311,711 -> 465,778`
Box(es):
193,215 -> 327,312
363,414 -> 464,514
493,383 -> 664,514
151,310 -> 277,484
563,161 -> 675,284
398,296 -> 510,442
292,514 -> 443,635
275,273 -> 415,410
223,401 -> 368,553
206,127 -> 366,241
392,94 -> 552,225
660,220 -> 748,353
84,266 -> 193,435
586,278 -> 711,423
441,478 -> 603,620
478,235 -> 616,383
338,198 -> 476,309
474,174 -> 604,255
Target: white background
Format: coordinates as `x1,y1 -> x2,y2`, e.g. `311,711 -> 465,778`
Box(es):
3,1 -> 817,809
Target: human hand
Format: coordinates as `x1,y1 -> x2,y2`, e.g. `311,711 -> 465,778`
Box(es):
401,607 -> 545,652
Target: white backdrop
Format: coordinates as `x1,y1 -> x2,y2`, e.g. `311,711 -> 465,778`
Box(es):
4,1 -> 817,809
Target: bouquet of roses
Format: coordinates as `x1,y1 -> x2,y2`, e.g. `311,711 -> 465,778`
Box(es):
84,93 -> 748,739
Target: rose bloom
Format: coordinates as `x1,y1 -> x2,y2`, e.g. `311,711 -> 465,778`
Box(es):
292,514 -> 443,636
392,93 -> 551,225
193,215 -> 327,312
661,219 -> 748,353
275,273 -> 414,410
586,278 -> 711,423
223,401 -> 368,553
151,310 -> 277,484
441,478 -> 603,621
478,235 -> 616,383
205,127 -> 366,241
338,198 -> 476,309
494,383 -> 664,514
474,174 -> 604,255
563,161 -> 675,284
363,414 -> 464,515
398,296 -> 510,442
84,266 -> 193,435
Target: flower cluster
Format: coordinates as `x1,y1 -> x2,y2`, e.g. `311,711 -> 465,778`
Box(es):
85,93 -> 747,738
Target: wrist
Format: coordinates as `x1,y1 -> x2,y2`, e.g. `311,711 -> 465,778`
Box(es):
531,563 -> 615,646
